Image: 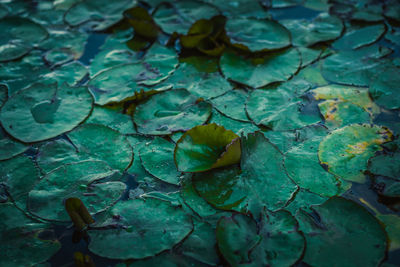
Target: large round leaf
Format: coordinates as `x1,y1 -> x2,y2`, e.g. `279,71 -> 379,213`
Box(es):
332,24 -> 386,50
220,49 -> 301,88
298,197 -> 387,267
194,132 -> 297,214
0,127 -> 29,161
0,17 -> 48,62
226,18 -> 291,52
139,137 -> 181,185
217,210 -> 305,267
209,109 -> 259,136
28,160 -> 126,221
88,197 -> 193,259
0,203 -> 61,266
0,83 -> 93,143
174,123 -> 241,172
133,89 -> 212,135
318,124 -> 393,183
368,152 -> 400,180
211,90 -> 250,122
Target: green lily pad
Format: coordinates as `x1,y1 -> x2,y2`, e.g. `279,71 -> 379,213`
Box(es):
88,43 -> 178,105
41,61 -> 88,86
194,132 -> 297,214
134,89 -> 212,135
373,176 -> 400,198
174,123 -> 241,172
332,24 -> 386,50
164,56 -> 231,99
285,189 -> 328,214
88,197 -> 193,259
298,47 -> 324,68
37,124 -> 133,172
211,90 -> 249,122
377,214 -> 400,251
318,124 -> 393,183
64,0 -> 136,31
0,155 -> 39,211
86,106 -> 136,135
369,152 -> 400,180
28,160 -> 126,221
139,137 -> 180,185
220,49 -> 301,88
281,13 -> 343,47
226,18 -> 291,52
181,179 -> 217,217
0,17 -> 48,62
369,61 -> 400,110
0,127 -> 29,161
0,82 -> 93,143
202,0 -> 269,18
298,197 -> 387,267
246,88 -> 321,131
209,109 -> 259,136
284,136 -> 344,196
217,210 -> 304,267
153,1 -> 219,35
0,202 -> 61,266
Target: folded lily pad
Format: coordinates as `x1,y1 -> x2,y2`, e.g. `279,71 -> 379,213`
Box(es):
194,132 -> 297,214
226,18 -> 291,52
369,152 -> 400,180
37,124 -> 133,172
28,160 -> 126,221
0,203 -> 61,266
0,17 -> 48,62
318,124 -> 393,183
281,13 -> 343,47
284,137 -> 344,196
88,197 -> 193,259
246,88 -> 321,131
298,197 -> 387,267
139,137 -> 181,185
332,24 -> 386,50
211,90 -> 250,122
174,123 -> 241,172
64,0 -> 136,31
153,1 -> 219,35
134,89 -> 212,135
0,82 -> 93,143
88,43 -> 178,105
217,210 -> 304,267
220,49 -> 301,88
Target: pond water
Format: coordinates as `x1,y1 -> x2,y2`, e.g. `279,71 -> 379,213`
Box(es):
0,0 -> 400,266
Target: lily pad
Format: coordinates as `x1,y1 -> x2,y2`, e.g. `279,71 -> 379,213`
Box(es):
133,89 -> 212,135
86,106 -> 136,134
318,124 -> 393,183
368,152 -> 400,180
0,127 -> 29,161
246,88 -> 321,131
88,197 -> 193,259
139,137 -> 181,185
202,0 -> 269,18
220,49 -> 301,88
0,17 -> 48,62
41,61 -> 88,86
298,197 -> 387,267
64,0 -> 136,31
332,24 -> 386,50
181,179 -> 217,217
211,90 -> 249,122
281,13 -> 343,47
0,202 -> 61,266
284,136 -> 344,196
285,189 -> 328,214
226,18 -> 291,52
194,132 -> 297,214
153,1 -> 219,35
37,124 -> 133,172
28,160 -> 126,221
217,210 -> 304,267
373,176 -> 400,198
174,123 -> 241,172
209,109 -> 259,136
0,82 -> 93,143
88,43 -> 178,105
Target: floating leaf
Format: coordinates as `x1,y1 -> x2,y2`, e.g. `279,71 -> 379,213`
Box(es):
332,24 -> 386,50
369,152 -> 400,180
285,189 -> 328,214
0,17 -> 48,62
0,82 -> 93,143
174,124 -> 241,172
298,197 -> 387,267
125,6 -> 158,39
86,106 -> 136,134
134,89 -> 212,135
181,179 -> 217,217
220,49 -> 301,88
226,18 -> 291,52
318,124 -> 393,183
139,137 -> 181,185
88,197 -> 193,259
211,90 -> 249,122
0,127 -> 29,161
202,0 -> 268,18
28,160 -> 126,221
0,203 -> 61,266
209,109 -> 259,136
217,210 -> 304,267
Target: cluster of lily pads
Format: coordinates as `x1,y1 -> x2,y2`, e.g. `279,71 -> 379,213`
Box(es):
0,0 -> 400,266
